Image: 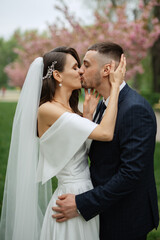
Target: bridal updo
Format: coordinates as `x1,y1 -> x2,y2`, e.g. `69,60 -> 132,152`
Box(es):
40,46 -> 81,115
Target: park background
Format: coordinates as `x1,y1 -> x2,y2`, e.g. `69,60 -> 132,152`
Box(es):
0,0 -> 160,239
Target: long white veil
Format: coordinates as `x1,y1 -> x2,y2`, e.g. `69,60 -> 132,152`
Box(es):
0,57 -> 52,240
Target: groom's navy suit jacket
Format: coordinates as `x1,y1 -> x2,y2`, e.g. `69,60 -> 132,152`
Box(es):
76,84 -> 159,240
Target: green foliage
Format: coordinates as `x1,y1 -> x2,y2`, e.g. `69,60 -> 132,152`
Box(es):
0,36 -> 18,88
0,102 -> 17,212
128,54 -> 160,106
128,54 -> 153,91
52,177 -> 58,192
0,102 -> 159,240
138,54 -> 153,92
141,91 -> 160,107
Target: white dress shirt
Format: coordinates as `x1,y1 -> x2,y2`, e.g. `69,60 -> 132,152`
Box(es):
94,81 -> 126,123
103,81 -> 126,107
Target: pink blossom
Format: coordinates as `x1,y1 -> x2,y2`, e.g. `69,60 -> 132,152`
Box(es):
4,0 -> 160,87
139,0 -> 144,9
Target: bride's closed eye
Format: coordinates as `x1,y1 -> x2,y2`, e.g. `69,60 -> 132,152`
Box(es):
72,63 -> 79,70
73,67 -> 79,70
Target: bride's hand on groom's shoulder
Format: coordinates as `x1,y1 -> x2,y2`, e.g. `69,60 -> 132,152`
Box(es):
83,89 -> 101,120
52,193 -> 79,223
109,54 -> 126,87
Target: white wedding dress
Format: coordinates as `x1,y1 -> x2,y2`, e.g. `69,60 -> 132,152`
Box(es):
37,112 -> 99,240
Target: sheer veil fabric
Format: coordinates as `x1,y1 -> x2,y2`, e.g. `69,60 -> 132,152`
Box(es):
0,57 -> 52,240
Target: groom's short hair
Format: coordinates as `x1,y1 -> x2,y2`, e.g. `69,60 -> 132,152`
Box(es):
88,42 -> 124,63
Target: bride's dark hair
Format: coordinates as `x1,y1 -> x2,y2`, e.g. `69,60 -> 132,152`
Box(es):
40,46 -> 82,115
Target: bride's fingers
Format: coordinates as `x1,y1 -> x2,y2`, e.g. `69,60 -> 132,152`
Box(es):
84,88 -> 88,96
96,93 -> 101,100
97,94 -> 101,101
94,90 -> 98,97
119,54 -> 124,69
84,89 -> 91,101
121,56 -> 126,78
123,57 -> 126,73
90,89 -> 94,95
110,60 -> 115,74
92,90 -> 101,98
116,54 -> 124,71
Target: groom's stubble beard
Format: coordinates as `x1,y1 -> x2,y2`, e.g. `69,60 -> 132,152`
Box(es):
81,70 -> 101,89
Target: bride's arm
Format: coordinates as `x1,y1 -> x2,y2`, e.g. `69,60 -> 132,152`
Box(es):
89,55 -> 126,141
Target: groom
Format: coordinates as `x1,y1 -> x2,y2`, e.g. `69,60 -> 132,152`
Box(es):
52,42 -> 159,240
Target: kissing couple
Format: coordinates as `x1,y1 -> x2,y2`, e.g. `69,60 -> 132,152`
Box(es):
0,42 -> 159,240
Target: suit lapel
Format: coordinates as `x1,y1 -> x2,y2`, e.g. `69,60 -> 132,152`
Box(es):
118,83 -> 130,105
92,83 -> 131,129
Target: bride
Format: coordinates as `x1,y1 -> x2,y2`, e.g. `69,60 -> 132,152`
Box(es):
0,46 -> 125,240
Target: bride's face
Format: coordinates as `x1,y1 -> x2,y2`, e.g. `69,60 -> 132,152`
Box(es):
60,54 -> 82,90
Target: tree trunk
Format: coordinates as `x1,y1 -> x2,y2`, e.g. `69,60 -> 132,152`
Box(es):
151,5 -> 160,93
110,0 -> 117,7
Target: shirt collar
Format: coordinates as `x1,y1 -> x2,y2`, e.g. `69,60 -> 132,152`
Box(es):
103,81 -> 126,107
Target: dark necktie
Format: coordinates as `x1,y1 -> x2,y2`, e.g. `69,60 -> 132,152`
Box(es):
95,101 -> 107,124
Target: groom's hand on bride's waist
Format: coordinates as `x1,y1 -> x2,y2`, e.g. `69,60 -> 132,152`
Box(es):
52,193 -> 79,222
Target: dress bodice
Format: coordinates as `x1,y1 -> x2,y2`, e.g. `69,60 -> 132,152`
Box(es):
38,113 -> 100,240
56,143 -> 90,185
36,112 -> 97,184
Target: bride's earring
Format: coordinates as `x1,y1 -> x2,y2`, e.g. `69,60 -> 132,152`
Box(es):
59,83 -> 62,87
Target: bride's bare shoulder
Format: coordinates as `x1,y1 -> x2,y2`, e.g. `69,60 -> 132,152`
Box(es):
39,101 -> 56,113
38,102 -> 64,124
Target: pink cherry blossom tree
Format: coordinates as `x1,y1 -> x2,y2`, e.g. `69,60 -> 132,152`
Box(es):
5,0 -> 160,88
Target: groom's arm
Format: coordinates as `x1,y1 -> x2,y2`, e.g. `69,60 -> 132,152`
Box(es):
52,104 -> 156,222
75,104 -> 156,221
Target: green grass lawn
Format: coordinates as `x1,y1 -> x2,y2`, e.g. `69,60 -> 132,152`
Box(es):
0,102 -> 17,210
0,102 -> 160,239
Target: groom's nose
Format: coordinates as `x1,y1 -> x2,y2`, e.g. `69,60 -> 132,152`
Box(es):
79,67 -> 84,75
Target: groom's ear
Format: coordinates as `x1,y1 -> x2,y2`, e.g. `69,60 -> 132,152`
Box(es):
103,64 -> 111,77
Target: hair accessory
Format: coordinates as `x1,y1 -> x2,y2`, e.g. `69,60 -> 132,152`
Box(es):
59,83 -> 62,87
43,61 -> 57,80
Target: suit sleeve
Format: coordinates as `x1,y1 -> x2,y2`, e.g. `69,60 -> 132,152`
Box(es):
75,105 -> 157,221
